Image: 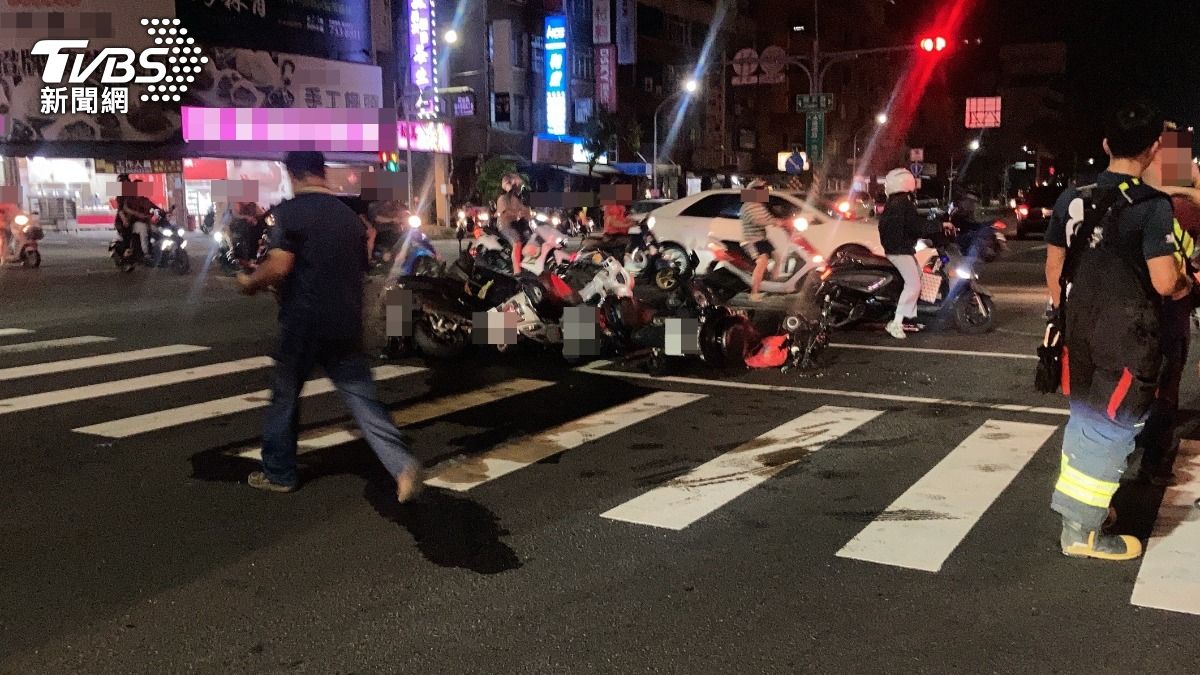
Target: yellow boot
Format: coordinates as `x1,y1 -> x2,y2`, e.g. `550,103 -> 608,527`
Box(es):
1061,520 -> 1142,561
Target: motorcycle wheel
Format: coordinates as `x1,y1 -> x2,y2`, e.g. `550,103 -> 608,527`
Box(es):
22,249 -> 40,268
954,291 -> 995,334
413,314 -> 468,358
658,242 -> 692,276
172,250 -> 191,275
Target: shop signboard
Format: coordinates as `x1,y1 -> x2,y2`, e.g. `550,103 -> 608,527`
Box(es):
405,0 -> 438,117
187,47 -> 382,110
95,159 -> 183,174
593,0 -> 611,44
175,0 -> 373,64
595,45 -> 616,112
544,14 -> 568,136
615,0 -> 635,65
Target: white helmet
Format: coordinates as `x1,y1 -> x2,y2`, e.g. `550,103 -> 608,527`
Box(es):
884,168 -> 916,197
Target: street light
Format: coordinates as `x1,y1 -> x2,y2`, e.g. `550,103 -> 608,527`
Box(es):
853,113 -> 889,168
443,29 -> 458,44
950,139 -> 982,204
968,139 -> 981,152
875,113 -> 888,126
652,77 -> 699,194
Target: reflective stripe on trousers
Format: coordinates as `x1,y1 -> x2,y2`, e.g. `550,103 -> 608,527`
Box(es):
1051,399 -> 1146,529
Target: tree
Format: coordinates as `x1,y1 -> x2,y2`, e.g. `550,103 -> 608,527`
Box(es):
477,157 -> 529,204
624,120 -> 644,161
581,110 -> 620,176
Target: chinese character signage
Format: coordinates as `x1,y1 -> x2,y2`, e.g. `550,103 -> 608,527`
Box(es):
595,45 -> 617,112
94,159 -> 184,174
544,14 -> 568,136
615,0 -> 636,65
188,48 -> 382,110
176,0 -> 373,64
408,0 -> 438,117
593,0 -> 612,45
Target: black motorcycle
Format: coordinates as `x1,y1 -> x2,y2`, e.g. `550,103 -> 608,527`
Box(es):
109,207 -> 189,275
820,242 -> 995,334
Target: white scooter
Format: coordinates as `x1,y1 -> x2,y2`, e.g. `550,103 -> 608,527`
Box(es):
472,212 -> 572,277
704,217 -> 823,296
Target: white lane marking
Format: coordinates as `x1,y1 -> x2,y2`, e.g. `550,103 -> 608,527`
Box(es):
0,345 -> 210,382
601,405 -> 881,530
829,344 -> 1038,360
575,361 -> 1069,417
836,420 -> 1057,572
75,365 -> 425,438
0,336 -> 115,355
234,378 -> 554,461
1131,440 -> 1200,615
0,328 -> 34,337
0,356 -> 273,415
424,391 -> 705,492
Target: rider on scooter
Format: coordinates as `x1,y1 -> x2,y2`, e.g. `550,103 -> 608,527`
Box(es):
497,173 -> 534,276
879,168 -> 956,339
739,178 -> 788,302
115,174 -> 161,262
949,189 -> 991,258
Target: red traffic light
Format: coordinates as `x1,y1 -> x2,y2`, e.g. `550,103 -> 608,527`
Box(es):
920,36 -> 948,52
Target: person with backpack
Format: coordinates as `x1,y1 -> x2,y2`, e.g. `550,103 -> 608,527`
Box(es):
1043,102 -> 1190,561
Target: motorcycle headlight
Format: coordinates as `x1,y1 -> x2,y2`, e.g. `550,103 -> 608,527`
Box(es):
457,210 -> 466,219
13,214 -> 29,226
479,212 -> 490,222
536,213 -> 548,223
954,266 -> 972,280
408,215 -> 422,228
161,228 -> 174,237
161,239 -> 174,249
793,217 -> 809,232
551,216 -> 561,226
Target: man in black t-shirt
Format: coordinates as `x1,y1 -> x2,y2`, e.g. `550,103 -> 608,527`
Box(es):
236,151 -> 422,502
1043,102 -> 1189,561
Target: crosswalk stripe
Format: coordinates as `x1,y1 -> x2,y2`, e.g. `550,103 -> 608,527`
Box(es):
424,391 -> 705,492
232,378 -> 555,461
0,356 -> 273,415
835,420 -> 1057,572
74,365 -> 425,438
0,345 -> 211,382
602,405 -> 882,530
0,336 -> 115,355
1131,440 -> 1200,615
0,328 -> 34,337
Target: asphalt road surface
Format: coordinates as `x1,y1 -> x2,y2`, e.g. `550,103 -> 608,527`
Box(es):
2,235 -> 1199,674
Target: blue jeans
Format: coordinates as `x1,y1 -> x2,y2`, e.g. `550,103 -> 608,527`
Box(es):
261,329 -> 417,487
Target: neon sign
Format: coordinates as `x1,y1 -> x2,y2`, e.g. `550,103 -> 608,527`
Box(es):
408,0 -> 438,117
544,14 -> 568,136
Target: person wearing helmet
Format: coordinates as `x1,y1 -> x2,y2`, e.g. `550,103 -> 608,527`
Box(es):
496,173 -> 532,275
879,168 -> 955,338
739,178 -> 786,301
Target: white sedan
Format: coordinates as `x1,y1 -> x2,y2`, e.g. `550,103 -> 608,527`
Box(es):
645,189 -> 885,272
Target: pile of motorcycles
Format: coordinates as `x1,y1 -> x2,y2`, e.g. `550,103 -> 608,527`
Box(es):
379,207 -> 996,373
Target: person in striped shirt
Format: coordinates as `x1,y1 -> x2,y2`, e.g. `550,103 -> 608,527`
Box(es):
739,179 -> 786,301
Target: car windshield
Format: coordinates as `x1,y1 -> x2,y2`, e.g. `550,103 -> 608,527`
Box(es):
628,201 -> 665,215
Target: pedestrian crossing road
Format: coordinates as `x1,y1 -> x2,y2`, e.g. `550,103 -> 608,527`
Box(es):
3,325 -> 1200,626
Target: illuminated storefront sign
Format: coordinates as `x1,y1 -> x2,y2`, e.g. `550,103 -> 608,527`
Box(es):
544,14 -> 568,136
409,0 -> 439,117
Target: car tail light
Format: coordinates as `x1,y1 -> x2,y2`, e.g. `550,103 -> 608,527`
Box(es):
1016,206 -> 1029,217
993,220 -> 1006,230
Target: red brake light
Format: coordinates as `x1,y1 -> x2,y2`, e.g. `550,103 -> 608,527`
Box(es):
992,220 -> 1006,230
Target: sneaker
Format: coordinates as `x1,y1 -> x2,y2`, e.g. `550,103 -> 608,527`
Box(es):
248,471 -> 297,494
1060,520 -> 1142,561
885,319 -> 907,339
396,465 -> 424,503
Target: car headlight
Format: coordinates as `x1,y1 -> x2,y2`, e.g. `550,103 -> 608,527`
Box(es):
954,266 -> 972,279
646,216 -> 656,229
793,217 -> 809,232
14,214 -> 29,226
408,215 -> 422,228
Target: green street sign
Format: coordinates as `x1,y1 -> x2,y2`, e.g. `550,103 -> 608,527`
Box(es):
796,93 -> 833,113
806,111 -> 825,163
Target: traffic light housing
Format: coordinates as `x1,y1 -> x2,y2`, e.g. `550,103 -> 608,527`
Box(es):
919,36 -> 948,53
